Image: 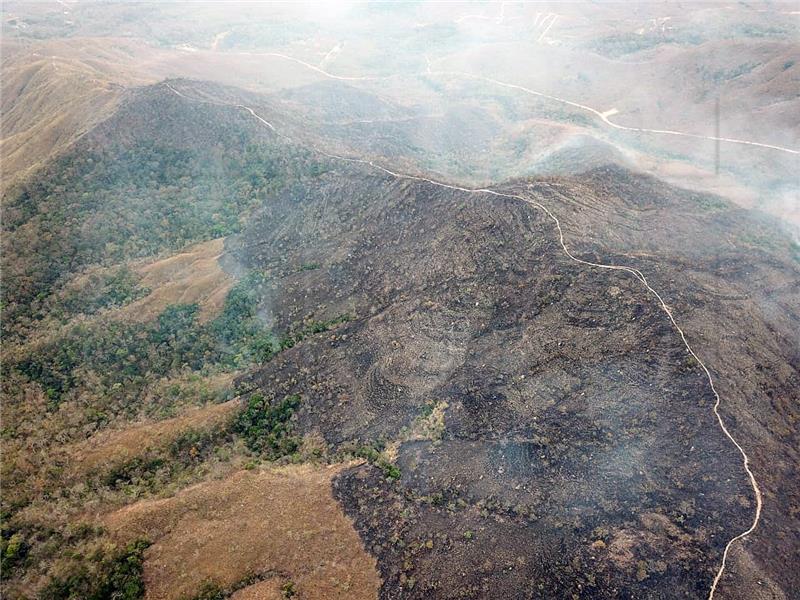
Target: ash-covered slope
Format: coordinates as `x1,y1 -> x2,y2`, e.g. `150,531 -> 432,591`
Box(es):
531,166 -> 800,599
224,159 -> 796,598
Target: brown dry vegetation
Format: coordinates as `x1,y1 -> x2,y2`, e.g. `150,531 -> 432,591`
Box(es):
0,37 -> 159,190
1,369 -> 236,518
125,238 -> 234,323
0,55 -> 119,188
2,4 -> 798,598
64,397 -> 238,480
0,237 -> 233,357
102,464 -> 380,600
229,579 -> 285,600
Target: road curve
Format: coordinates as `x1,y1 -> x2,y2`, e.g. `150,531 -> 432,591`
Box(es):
225,50 -> 798,155
437,70 -> 798,155
164,79 -> 764,600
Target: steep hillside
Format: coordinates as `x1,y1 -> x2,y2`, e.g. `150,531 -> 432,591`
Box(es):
0,80 -> 327,341
1,75 -> 797,600
0,79 -> 350,598
224,160 -> 797,598
0,36 -> 164,189
532,167 -> 800,597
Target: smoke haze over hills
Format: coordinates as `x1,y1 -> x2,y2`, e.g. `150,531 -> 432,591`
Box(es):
1,2 -> 798,600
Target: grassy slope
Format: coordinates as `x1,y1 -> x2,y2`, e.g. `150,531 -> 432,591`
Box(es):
0,82 -> 366,598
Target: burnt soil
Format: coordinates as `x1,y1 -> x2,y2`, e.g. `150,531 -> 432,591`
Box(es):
226,161 -> 794,598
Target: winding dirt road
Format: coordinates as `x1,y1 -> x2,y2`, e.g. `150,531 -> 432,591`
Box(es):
227,50 -> 798,155
165,64 -> 764,598
436,69 -> 798,155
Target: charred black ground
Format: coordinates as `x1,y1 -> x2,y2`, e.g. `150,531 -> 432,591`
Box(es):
228,164 -> 767,598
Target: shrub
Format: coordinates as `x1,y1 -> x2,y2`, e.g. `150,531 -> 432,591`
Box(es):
234,394 -> 301,458
355,445 -> 401,480
193,581 -> 226,600
39,539 -> 150,600
1,532 -> 28,579
282,581 -> 297,598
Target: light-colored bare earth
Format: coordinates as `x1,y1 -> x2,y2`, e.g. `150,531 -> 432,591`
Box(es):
125,237 -> 233,323
102,464 -> 381,600
211,31 -> 231,52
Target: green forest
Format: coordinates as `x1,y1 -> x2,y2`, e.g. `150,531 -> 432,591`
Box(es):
0,88 -> 354,596
1,88 -> 329,341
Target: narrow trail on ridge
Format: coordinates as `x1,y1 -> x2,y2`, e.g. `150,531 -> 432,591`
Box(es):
164,76 -> 763,599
